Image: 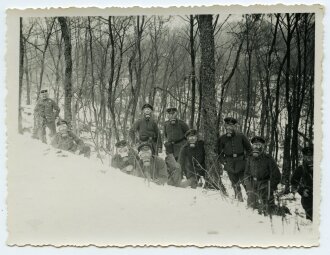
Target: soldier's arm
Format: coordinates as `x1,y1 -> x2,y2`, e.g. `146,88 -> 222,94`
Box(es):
163,123 -> 168,140
291,166 -> 303,192
154,122 -> 162,149
178,147 -> 186,174
181,121 -> 190,136
242,135 -> 252,154
52,100 -> 60,117
217,137 -> 225,163
244,157 -> 251,179
129,120 -> 139,144
269,158 -> 281,190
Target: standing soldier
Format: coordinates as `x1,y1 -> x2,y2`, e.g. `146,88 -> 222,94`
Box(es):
217,117 -> 252,201
244,136 -> 281,215
129,103 -> 162,155
136,142 -> 168,185
291,146 -> 313,221
32,89 -> 60,143
163,107 -> 189,160
111,140 -> 139,176
178,129 -> 206,189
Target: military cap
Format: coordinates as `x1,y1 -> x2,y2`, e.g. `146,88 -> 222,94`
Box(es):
224,117 -> 237,125
302,146 -> 313,156
185,129 -> 197,138
40,89 -> 48,93
141,103 -> 153,111
251,136 -> 266,144
137,142 -> 153,152
166,107 -> 177,114
57,119 -> 68,126
115,140 -> 128,148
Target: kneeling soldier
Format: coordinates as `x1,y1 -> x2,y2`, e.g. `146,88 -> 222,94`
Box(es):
178,129 -> 206,189
51,120 -> 91,158
217,117 -> 252,201
111,140 -> 139,175
244,136 -> 281,215
136,142 -> 168,185
291,146 -> 314,221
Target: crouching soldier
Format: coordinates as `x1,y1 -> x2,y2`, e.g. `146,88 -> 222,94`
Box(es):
244,136 -> 281,215
291,146 -> 314,221
129,103 -> 162,155
164,141 -> 182,187
136,142 -> 168,185
178,129 -> 205,189
111,140 -> 139,175
51,120 -> 91,158
217,117 -> 252,201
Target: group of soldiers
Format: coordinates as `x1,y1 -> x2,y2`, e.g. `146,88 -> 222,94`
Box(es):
32,89 -> 91,157
30,91 -> 314,220
111,103 -> 314,220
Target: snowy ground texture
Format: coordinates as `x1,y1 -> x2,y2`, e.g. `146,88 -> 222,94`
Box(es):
6,131 -> 317,247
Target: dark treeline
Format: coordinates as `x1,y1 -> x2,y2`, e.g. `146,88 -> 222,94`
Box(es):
18,13 -> 315,187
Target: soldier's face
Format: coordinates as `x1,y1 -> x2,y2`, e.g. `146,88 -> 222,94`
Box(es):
118,146 -> 129,158
252,142 -> 264,157
143,108 -> 152,119
303,155 -> 313,168
225,124 -> 236,136
167,112 -> 177,122
58,124 -> 68,132
187,135 -> 197,147
139,147 -> 152,166
41,92 -> 48,99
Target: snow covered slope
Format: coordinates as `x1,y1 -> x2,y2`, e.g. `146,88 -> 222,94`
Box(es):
7,134 -> 316,247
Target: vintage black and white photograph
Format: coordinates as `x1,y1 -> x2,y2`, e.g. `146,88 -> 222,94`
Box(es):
6,5 -> 322,247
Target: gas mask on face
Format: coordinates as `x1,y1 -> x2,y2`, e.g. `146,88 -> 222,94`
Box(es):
303,155 -> 313,168
139,149 -> 152,166
225,124 -> 235,137
252,143 -> 264,157
118,147 -> 129,158
168,112 -> 177,125
143,108 -> 152,120
58,124 -> 68,137
187,135 -> 197,148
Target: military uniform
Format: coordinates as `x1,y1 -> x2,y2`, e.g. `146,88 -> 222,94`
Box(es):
178,140 -> 206,188
291,162 -> 313,221
111,149 -> 140,176
164,119 -> 189,159
129,118 -> 162,155
33,97 -> 60,143
135,156 -> 168,185
244,152 -> 281,214
217,132 -> 252,198
51,130 -> 91,157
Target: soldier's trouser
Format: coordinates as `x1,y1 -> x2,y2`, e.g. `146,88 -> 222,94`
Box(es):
227,170 -> 245,199
301,196 -> 313,221
246,180 -> 274,214
78,145 -> 91,158
166,154 -> 182,187
37,121 -> 56,143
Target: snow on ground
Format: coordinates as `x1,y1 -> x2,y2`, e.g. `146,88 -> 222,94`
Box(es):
7,134 -> 317,247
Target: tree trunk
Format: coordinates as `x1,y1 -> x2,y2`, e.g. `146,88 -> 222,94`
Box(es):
18,17 -> 24,133
58,17 -> 73,124
189,15 -> 197,128
198,15 -> 226,195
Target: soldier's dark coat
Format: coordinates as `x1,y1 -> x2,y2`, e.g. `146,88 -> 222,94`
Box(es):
51,130 -> 90,157
129,118 -> 162,152
217,132 -> 252,173
135,156 -> 168,185
164,119 -> 189,159
111,149 -> 139,175
178,140 -> 206,181
244,153 -> 281,212
291,163 -> 313,220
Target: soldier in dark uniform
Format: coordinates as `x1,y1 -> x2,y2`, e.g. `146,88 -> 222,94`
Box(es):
163,107 -> 189,160
291,146 -> 313,221
164,141 -> 182,187
135,142 -> 168,185
217,117 -> 252,201
32,89 -> 60,143
244,136 -> 281,215
129,103 -> 162,155
51,120 -> 91,158
111,140 -> 139,176
178,129 -> 206,189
